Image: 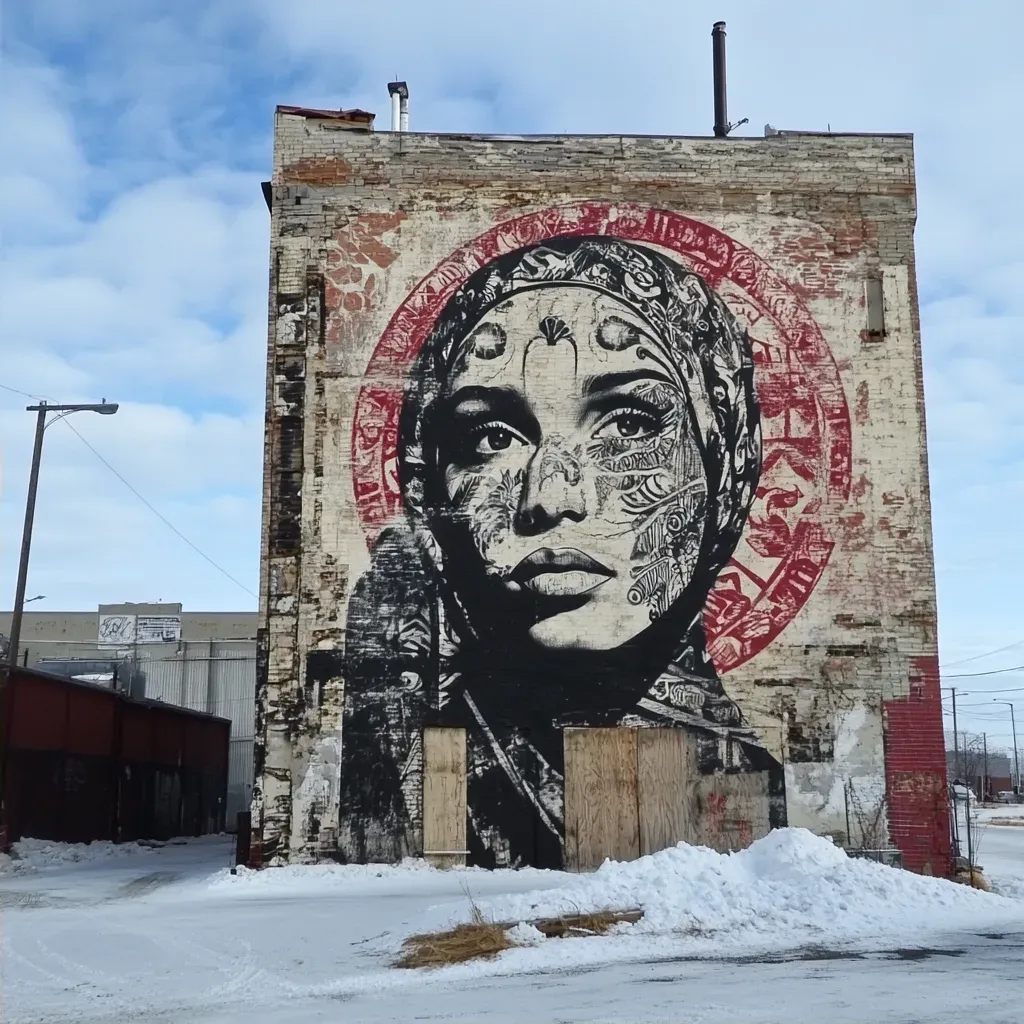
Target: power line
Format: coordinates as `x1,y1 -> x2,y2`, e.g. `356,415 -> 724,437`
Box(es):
942,700 -> 1015,708
942,686 -> 1024,699
943,692 -> 1024,703
953,701 -> 1021,709
4,378 -> 257,601
61,418 -> 257,599
941,639 -> 1024,670
0,381 -> 51,401
944,664 -> 1024,679
942,710 -> 1013,720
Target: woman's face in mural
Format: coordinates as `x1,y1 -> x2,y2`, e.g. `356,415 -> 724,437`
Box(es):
429,285 -> 709,650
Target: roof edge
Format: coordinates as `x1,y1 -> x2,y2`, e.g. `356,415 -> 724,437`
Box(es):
276,104 -> 375,126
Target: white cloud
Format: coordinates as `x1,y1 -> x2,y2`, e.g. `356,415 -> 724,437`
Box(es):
0,44 -> 265,611
0,0 -> 1021,688
0,60 -> 87,243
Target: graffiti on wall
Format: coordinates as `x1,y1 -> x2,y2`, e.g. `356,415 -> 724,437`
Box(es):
338,204 -> 851,868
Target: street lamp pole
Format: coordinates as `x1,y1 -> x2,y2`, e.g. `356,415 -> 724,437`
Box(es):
994,700 -> 1020,796
6,405 -> 48,671
1,399 -> 118,843
4,401 -> 118,669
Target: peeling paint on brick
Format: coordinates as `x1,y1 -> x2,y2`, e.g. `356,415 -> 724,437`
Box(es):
253,118 -> 946,875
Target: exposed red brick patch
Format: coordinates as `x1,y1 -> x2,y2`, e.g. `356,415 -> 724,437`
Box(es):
837,511 -> 870,551
324,212 -> 407,347
884,655 -> 951,878
283,156 -> 353,186
334,212 -> 406,269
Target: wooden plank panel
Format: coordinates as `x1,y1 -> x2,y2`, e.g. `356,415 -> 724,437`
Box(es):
637,728 -> 700,856
422,727 -> 467,869
564,728 -> 640,872
696,771 -> 771,853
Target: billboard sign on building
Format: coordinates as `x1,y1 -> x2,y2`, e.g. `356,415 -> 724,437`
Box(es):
98,612 -> 181,647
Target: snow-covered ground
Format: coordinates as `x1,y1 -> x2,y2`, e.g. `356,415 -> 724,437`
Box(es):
2,826 -> 1024,1023
966,801 -> 1024,900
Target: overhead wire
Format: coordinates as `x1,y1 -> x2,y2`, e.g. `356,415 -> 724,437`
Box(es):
943,664 -> 1024,679
941,685 -> 1024,698
941,638 -> 1024,670
952,702 -> 1020,709
60,418 -> 257,599
0,381 -> 50,401
3,378 -> 256,600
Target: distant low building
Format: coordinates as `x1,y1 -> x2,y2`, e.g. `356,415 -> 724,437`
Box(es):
945,749 -> 1014,798
0,603 -> 257,825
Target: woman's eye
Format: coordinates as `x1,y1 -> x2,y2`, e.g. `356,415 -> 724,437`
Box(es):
474,425 -> 525,454
595,412 -> 658,440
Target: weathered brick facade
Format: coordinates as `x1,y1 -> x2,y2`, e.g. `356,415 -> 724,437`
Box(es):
252,107 -> 949,876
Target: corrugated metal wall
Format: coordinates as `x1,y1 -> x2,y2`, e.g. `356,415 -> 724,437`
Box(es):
3,667 -> 230,844
139,641 -> 255,825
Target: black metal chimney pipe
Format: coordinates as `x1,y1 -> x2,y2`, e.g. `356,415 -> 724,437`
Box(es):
712,21 -> 728,138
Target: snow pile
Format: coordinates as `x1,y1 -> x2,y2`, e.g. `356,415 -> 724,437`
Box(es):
505,922 -> 546,946
443,829 -> 1020,954
0,838 -> 154,875
209,857 -> 560,898
212,857 -> 436,891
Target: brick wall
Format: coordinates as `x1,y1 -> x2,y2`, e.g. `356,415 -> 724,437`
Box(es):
251,112 -> 944,871
884,656 -> 951,875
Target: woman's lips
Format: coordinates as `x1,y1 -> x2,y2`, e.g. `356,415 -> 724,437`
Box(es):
507,548 -> 615,598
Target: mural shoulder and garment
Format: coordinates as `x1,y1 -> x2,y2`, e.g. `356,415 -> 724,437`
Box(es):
339,203 -> 851,868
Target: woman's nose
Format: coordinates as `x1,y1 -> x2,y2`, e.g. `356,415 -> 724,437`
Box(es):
515,440 -> 587,534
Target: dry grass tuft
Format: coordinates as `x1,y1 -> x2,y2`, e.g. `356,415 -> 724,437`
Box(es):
397,920 -> 513,968
953,868 -> 992,891
968,869 -> 992,891
396,907 -> 643,969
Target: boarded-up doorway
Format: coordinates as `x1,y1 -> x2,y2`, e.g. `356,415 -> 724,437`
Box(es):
422,726 -> 467,868
564,727 -> 771,872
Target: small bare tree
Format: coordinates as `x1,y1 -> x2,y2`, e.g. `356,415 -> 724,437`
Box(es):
959,732 -> 987,784
845,779 -> 887,849
946,731 -> 1012,797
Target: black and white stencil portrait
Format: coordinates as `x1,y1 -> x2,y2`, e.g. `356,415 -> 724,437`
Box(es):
340,235 -> 787,868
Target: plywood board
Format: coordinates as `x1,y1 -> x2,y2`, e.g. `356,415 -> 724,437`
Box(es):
637,728 -> 700,856
564,728 -> 640,872
422,726 -> 467,869
696,771 -> 771,853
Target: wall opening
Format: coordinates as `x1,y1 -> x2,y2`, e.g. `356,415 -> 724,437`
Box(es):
866,276 -> 886,338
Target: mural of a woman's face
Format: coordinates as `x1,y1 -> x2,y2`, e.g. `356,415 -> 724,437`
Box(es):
427,284 -> 710,650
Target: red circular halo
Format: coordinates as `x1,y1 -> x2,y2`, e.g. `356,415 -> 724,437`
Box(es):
349,203 -> 851,672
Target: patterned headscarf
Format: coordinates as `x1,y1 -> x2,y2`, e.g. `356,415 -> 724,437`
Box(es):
399,235 -> 761,584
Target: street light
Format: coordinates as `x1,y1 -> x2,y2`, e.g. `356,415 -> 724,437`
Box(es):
4,401 -> 119,669
993,700 -> 1020,796
0,400 -> 118,846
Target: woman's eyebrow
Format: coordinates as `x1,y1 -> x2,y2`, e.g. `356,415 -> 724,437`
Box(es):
441,385 -> 530,418
581,370 -> 676,398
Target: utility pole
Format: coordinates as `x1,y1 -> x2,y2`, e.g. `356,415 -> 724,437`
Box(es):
0,399 -> 119,846
951,688 -> 960,782
949,687 -> 961,858
994,701 -> 1020,797
983,732 -> 989,802
965,770 -> 973,872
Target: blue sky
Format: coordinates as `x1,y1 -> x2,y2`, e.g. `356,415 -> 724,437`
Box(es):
1,0 -> 1022,749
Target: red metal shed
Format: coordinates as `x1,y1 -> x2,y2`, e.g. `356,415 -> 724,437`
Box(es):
1,666 -> 230,845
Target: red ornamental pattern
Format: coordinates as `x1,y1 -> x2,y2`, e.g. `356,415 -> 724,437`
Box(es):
350,204 -> 852,673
